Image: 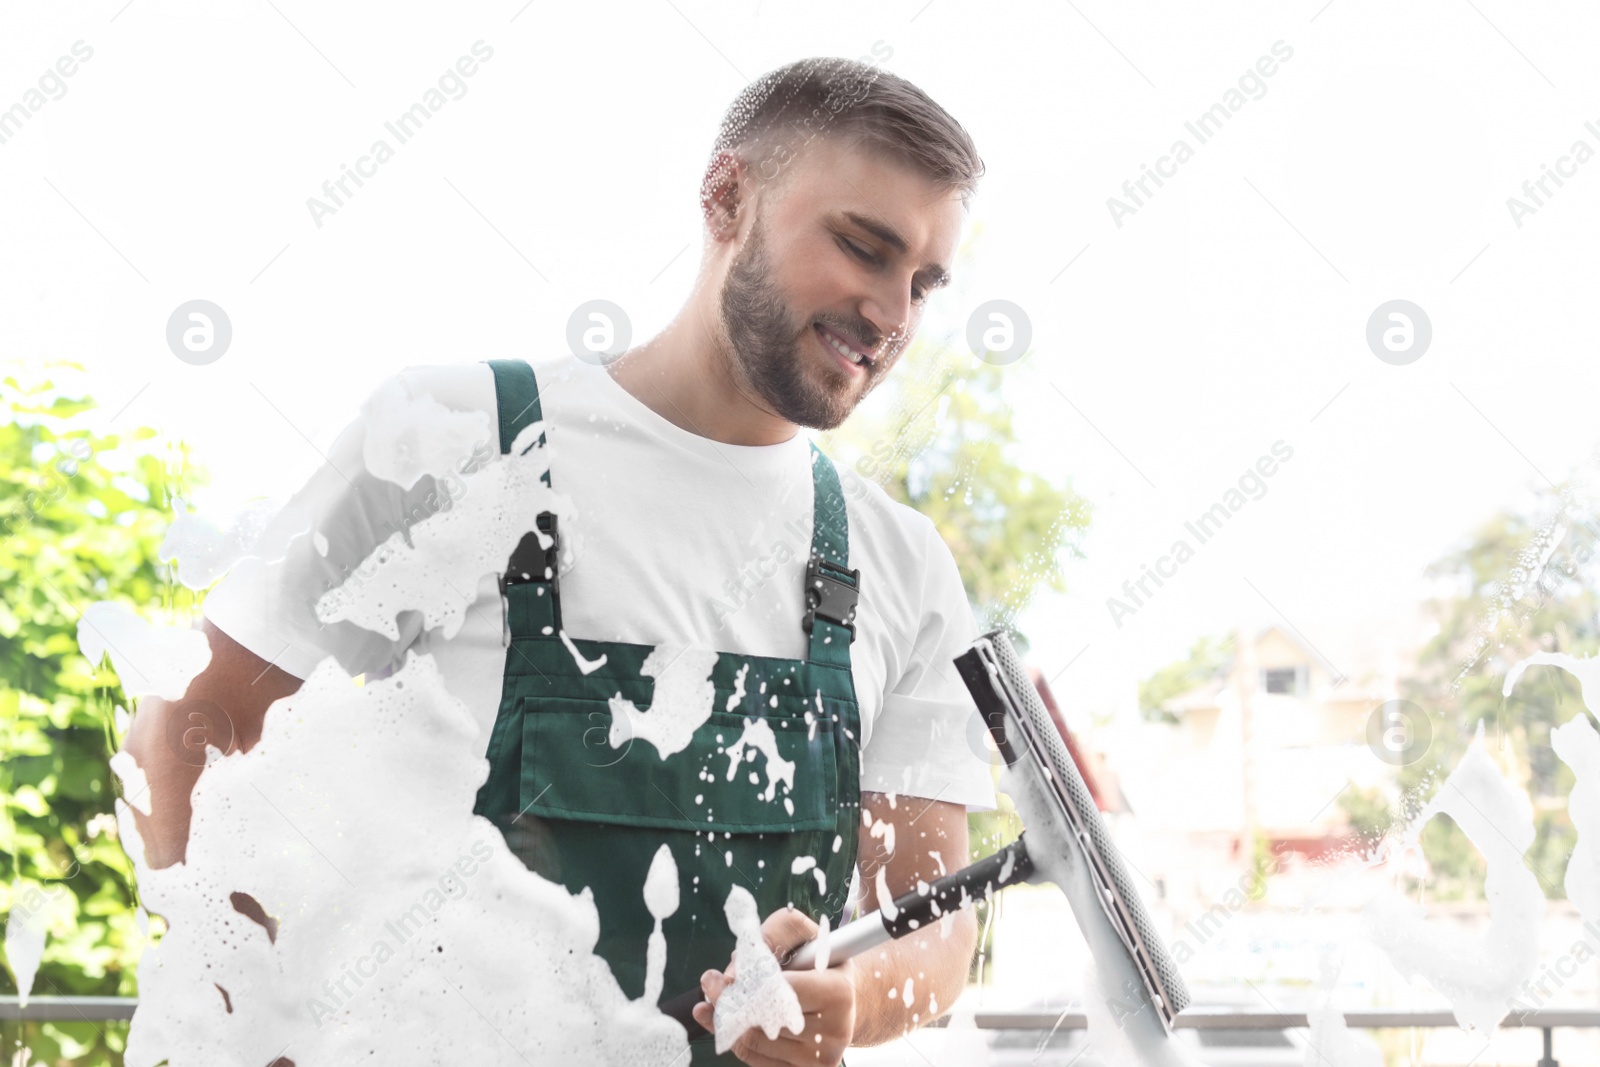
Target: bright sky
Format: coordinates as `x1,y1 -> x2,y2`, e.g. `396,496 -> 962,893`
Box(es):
6,0 -> 1600,723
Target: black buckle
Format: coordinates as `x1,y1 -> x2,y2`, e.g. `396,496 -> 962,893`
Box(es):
503,513 -> 559,593
802,554 -> 859,640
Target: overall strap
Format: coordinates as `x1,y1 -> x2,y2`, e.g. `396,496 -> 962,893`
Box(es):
489,359 -> 548,477
487,359 -> 561,635
804,442 -> 859,669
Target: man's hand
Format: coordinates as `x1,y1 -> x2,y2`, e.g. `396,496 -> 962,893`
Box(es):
121,620 -> 301,869
691,906 -> 856,1066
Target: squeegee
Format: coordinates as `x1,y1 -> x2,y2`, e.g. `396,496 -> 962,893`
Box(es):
662,627 -> 1189,1039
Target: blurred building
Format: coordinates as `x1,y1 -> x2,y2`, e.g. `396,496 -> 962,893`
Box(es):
989,624 -> 1413,1004
1094,625 -> 1399,924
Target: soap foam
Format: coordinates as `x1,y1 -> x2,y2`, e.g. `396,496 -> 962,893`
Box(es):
314,421 -> 574,641
1362,724 -> 1544,1033
1552,714 -> 1600,921
1300,948 -> 1381,1067
115,653 -> 687,1066
1303,1007 -> 1382,1067
712,887 -> 804,1053
607,644 -> 720,759
159,498 -> 279,590
640,844 -> 680,1007
998,761 -> 1203,1066
110,429 -> 689,1065
722,716 -> 795,802
77,601 -> 211,701
108,749 -> 152,815
927,1010 -> 993,1065
359,375 -> 493,492
1076,959 -> 1207,1067
868,810 -> 896,857
3,882 -> 69,1010
1506,652 -> 1600,921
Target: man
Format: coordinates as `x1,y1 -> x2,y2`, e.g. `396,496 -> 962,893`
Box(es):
125,56 -> 995,1065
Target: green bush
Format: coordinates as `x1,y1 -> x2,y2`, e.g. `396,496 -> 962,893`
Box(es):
1,367 -> 179,1066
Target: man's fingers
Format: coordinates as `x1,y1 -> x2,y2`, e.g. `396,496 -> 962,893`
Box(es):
721,971 -> 854,1064
733,1026 -> 819,1067
763,1016 -> 831,1047
730,1038 -> 793,1067
759,904 -> 820,957
779,969 -> 855,1013
734,1022 -> 847,1066
713,967 -> 850,1015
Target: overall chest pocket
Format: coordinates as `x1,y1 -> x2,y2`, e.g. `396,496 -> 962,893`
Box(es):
518,696 -> 840,835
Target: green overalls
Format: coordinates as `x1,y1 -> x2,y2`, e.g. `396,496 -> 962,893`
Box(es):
471,359 -> 864,1064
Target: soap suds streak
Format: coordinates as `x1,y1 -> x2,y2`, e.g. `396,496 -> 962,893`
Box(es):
1507,654 -> 1600,920
359,375 -> 493,492
160,498 -> 280,590
109,749 -> 153,815
99,427 -> 690,1065
722,715 -> 796,803
726,663 -> 749,712
315,421 -> 575,642
111,653 -> 688,1065
3,883 -> 69,1010
712,887 -> 805,1053
868,814 -> 895,859
1552,713 -> 1600,921
77,601 -> 211,701
559,628 -> 609,675
998,761 -> 1202,1066
641,845 -> 680,1007
608,643 -> 720,759
789,855 -> 827,896
1363,723 -> 1545,1033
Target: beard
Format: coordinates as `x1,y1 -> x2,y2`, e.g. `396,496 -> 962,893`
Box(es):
717,209 -> 882,431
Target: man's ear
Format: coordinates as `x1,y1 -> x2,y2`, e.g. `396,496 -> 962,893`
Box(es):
700,150 -> 748,242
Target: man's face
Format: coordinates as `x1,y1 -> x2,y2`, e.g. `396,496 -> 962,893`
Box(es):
717,137 -> 965,430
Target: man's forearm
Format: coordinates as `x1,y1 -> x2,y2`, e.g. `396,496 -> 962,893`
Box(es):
118,620 -> 302,869
121,701 -> 206,869
847,908 -> 977,1046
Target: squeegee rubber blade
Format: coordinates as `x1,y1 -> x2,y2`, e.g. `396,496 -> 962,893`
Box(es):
980,629 -> 1192,1022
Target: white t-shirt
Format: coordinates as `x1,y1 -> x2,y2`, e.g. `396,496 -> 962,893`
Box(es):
203,355 -> 997,812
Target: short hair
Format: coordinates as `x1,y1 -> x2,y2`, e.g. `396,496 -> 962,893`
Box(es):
711,57 -> 984,204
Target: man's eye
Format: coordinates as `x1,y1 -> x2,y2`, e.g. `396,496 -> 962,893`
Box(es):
841,238 -> 877,263
841,235 -> 927,305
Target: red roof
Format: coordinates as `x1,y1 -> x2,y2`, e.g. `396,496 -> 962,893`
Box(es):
1027,666 -> 1112,812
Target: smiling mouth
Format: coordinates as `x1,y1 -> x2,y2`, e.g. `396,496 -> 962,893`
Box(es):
814,322 -> 875,370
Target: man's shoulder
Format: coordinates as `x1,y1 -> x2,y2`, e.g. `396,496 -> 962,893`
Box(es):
377,355 -> 580,393
365,357 -> 586,447
375,360 -> 497,413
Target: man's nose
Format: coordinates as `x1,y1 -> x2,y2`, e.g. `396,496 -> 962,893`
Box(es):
859,289 -> 911,354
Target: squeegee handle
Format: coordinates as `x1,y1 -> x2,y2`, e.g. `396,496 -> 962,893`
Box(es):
799,835 -> 1035,958
660,838 -> 1034,1037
